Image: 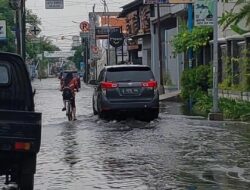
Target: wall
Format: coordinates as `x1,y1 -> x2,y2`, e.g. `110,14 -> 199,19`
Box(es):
142,35 -> 151,66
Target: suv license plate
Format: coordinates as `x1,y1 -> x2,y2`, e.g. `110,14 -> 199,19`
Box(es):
122,88 -> 139,95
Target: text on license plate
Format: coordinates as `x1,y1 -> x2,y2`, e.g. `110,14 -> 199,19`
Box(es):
121,88 -> 140,95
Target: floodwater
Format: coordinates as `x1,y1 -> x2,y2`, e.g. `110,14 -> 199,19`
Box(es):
1,78 -> 250,190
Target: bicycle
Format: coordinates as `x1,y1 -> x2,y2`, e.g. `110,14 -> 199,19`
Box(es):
65,98 -> 73,121
62,87 -> 74,121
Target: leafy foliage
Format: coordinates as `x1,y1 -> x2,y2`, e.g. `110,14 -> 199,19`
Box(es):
180,64 -> 212,102
219,0 -> 250,34
193,95 -> 250,121
172,25 -> 212,54
0,0 -> 16,52
26,36 -> 59,60
68,46 -> 84,70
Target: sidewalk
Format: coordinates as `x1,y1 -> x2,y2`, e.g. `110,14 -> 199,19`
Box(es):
159,89 -> 181,101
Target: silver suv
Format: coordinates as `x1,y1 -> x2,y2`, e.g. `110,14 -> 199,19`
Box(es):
91,65 -> 159,120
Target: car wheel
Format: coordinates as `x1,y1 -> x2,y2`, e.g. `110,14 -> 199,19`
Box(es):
19,173 -> 34,190
92,97 -> 98,115
143,109 -> 159,121
150,109 -> 159,120
97,102 -> 107,119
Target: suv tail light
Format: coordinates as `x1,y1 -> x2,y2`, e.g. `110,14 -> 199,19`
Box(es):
101,82 -> 118,96
141,81 -> 157,88
101,82 -> 118,89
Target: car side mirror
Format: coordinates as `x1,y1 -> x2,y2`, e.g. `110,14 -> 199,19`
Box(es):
88,79 -> 98,85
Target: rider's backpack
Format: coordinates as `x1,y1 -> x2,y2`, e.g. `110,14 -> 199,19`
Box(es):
62,87 -> 73,100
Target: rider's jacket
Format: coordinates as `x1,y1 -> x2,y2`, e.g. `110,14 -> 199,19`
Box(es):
61,78 -> 78,97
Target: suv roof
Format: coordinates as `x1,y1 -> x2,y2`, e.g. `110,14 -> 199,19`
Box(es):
63,70 -> 78,73
105,64 -> 149,69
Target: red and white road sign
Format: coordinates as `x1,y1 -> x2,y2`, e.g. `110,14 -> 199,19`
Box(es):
92,46 -> 98,54
80,21 -> 89,32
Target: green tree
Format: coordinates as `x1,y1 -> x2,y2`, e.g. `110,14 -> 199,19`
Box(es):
0,0 -> 16,52
172,25 -> 212,54
219,0 -> 250,34
68,45 -> 84,70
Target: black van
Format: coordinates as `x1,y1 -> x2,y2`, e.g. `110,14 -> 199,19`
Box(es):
0,52 -> 42,190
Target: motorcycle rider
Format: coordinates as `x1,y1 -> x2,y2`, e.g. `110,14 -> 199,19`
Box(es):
60,72 -> 79,120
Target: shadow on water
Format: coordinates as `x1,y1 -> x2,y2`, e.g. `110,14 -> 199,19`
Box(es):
60,122 -> 80,167
160,100 -> 207,119
96,117 -> 159,132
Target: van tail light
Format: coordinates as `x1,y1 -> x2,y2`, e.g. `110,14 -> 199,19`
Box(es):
14,142 -> 31,151
101,82 -> 118,89
141,81 -> 157,88
101,82 -> 118,96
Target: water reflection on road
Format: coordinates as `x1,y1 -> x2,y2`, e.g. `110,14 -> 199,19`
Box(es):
1,78 -> 250,190
33,78 -> 250,190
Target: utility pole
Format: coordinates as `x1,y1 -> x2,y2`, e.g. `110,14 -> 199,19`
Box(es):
188,3 -> 193,68
188,3 -> 193,111
21,0 -> 26,61
103,0 -> 110,65
212,0 -> 219,113
93,4 -> 97,80
15,0 -> 26,60
157,3 -> 165,94
208,0 -> 223,121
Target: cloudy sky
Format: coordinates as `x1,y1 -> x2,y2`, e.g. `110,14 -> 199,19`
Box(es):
26,0 -> 132,50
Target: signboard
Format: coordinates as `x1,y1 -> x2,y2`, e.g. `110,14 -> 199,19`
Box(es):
143,0 -> 168,4
169,0 -> 193,3
109,32 -> 124,48
194,0 -> 214,26
95,27 -> 120,39
127,39 -> 139,50
29,25 -> 41,36
45,0 -> 64,9
80,21 -> 89,32
80,32 -> 89,38
144,0 -> 193,4
44,51 -> 75,58
0,20 -> 6,40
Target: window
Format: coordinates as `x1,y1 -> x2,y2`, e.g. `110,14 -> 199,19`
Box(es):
0,65 -> 9,85
98,69 -> 105,82
106,67 -> 154,82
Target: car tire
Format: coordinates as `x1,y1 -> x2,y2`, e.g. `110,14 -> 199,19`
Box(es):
19,173 -> 34,190
143,109 -> 159,121
92,97 -> 98,115
97,103 -> 107,119
150,109 -> 159,120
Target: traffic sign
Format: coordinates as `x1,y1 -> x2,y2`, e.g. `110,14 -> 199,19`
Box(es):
29,25 -> 41,36
92,46 -> 99,54
80,21 -> 89,32
109,32 -> 124,48
45,0 -> 64,9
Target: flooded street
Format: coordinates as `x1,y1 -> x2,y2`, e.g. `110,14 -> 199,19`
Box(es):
2,77 -> 250,190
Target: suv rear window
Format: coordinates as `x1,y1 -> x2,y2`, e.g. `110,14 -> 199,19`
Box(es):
106,67 -> 154,82
0,64 -> 9,85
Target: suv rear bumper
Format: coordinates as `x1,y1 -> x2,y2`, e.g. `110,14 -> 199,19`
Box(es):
100,95 -> 159,112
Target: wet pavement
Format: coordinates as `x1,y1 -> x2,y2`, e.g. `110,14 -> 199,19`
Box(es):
1,78 -> 250,190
